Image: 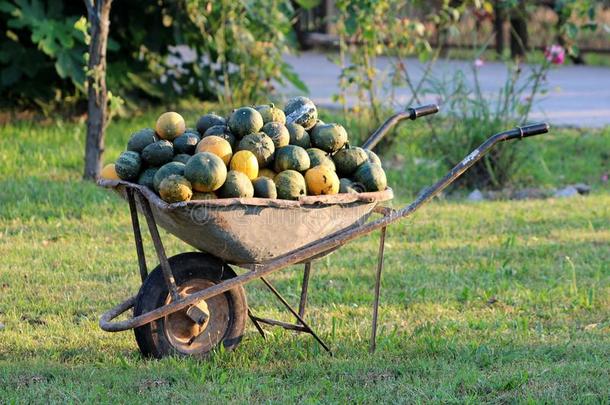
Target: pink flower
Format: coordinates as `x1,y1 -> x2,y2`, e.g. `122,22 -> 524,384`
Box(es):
545,45 -> 565,65
474,58 -> 484,68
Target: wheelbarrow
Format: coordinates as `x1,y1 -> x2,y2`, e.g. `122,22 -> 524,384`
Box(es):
98,105 -> 550,358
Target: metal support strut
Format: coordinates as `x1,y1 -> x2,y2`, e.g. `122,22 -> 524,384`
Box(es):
138,194 -> 180,302
126,189 -> 148,282
248,262 -> 331,354
370,226 -> 387,353
298,262 -> 312,320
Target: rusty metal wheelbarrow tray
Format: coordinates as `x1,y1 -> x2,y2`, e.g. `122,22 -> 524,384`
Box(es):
99,179 -> 393,265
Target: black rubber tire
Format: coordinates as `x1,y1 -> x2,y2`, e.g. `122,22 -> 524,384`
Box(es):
133,252 -> 247,359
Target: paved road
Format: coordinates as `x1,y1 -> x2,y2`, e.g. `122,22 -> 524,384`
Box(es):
282,52 -> 610,128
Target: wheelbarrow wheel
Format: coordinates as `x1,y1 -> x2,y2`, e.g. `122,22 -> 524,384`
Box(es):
133,252 -> 247,359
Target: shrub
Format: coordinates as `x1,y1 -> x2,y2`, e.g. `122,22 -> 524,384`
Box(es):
0,0 -> 306,110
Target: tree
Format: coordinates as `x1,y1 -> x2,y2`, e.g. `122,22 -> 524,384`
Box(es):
83,0 -> 112,180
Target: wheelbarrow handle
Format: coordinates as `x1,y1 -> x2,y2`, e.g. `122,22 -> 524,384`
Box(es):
500,122 -> 550,141
361,104 -> 439,150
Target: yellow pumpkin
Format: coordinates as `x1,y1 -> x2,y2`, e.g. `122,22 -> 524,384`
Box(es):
304,165 -> 339,195
196,135 -> 233,165
230,150 -> 259,180
258,168 -> 277,180
100,163 -> 120,180
155,111 -> 186,141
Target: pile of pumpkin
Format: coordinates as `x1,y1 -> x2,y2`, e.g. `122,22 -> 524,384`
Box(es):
102,97 -> 387,203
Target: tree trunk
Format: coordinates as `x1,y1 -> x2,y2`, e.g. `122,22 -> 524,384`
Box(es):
494,0 -> 505,55
83,0 -> 112,180
509,2 -> 528,58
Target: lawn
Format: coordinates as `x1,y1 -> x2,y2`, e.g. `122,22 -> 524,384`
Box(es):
0,110 -> 608,403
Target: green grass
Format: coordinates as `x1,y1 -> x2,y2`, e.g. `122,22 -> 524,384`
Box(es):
0,111 -> 608,403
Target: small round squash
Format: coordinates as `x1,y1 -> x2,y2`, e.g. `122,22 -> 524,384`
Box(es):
196,135 -> 233,165
237,133 -> 275,168
100,163 -> 120,180
252,177 -> 277,199
274,145 -> 310,173
230,150 -> 259,180
217,170 -> 254,198
155,112 -> 186,141
159,174 -> 192,203
353,162 -> 387,192
262,122 -> 290,149
185,152 -> 227,192
274,170 -> 307,200
153,161 -> 185,193
115,151 -> 142,181
305,165 -> 340,195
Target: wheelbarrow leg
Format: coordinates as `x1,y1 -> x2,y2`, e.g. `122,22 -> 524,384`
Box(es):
260,277 -> 332,355
139,195 -> 180,302
298,262 -> 312,320
248,309 -> 267,339
370,226 -> 387,353
126,189 -> 148,282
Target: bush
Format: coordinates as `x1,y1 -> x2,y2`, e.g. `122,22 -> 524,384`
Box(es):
0,0 -> 306,110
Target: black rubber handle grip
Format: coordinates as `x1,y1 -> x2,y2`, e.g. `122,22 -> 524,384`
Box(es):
504,122 -> 550,141
408,104 -> 440,120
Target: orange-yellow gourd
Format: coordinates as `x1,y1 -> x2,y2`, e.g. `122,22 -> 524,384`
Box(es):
304,165 -> 339,195
196,135 -> 233,165
100,163 -> 120,180
155,112 -> 186,141
229,150 -> 259,180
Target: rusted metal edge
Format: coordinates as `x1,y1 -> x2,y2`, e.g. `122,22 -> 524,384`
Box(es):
97,179 -> 393,210
99,295 -> 136,331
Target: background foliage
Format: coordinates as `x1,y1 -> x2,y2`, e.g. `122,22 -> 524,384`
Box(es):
0,0 -> 305,110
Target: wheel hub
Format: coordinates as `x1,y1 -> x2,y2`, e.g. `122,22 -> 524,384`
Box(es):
163,279 -> 231,354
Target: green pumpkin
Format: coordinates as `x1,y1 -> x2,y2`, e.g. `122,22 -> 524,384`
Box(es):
137,167 -> 159,190
127,128 -> 157,153
228,107 -> 264,138
306,148 -> 335,171
196,113 -> 226,135
274,145 -> 311,173
339,178 -> 362,194
237,133 -> 275,168
333,146 -> 368,176
308,119 -> 325,137
366,149 -> 382,166
262,122 -> 290,148
252,177 -> 278,199
142,140 -> 174,166
173,132 -> 201,155
217,170 -> 254,198
286,122 -> 310,148
184,152 -> 227,192
203,125 -> 236,149
353,162 -> 387,192
255,103 -> 286,124
274,170 -> 307,200
153,161 -> 185,193
115,151 -> 142,181
310,123 -> 348,153
284,96 -> 318,130
173,154 -> 191,164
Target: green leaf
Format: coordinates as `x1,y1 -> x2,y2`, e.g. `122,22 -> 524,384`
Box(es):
565,22 -> 578,39
280,63 -> 309,94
